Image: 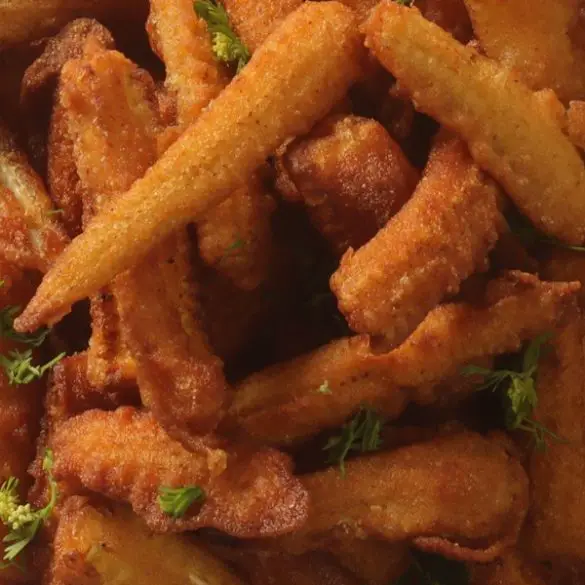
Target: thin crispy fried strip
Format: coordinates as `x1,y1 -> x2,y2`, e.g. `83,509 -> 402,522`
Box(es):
228,273 -> 578,445
222,0 -> 304,52
16,1 -> 363,332
286,432 -> 528,562
0,123 -> 68,272
20,18 -> 115,185
148,0 -> 275,290
463,0 -> 585,102
278,114 -> 419,255
63,47 -> 228,435
61,49 -> 159,389
51,408 -> 309,537
331,133 -> 499,342
50,497 -> 244,585
364,1 -> 585,245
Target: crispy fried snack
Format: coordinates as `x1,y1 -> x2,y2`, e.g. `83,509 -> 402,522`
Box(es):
463,0 -> 585,102
331,133 -> 499,342
469,551 -> 547,585
540,247 -> 585,308
277,114 -> 419,255
222,0 -> 304,52
364,1 -> 585,245
50,497 -> 244,585
567,100 -> 585,150
229,272 -> 578,445
60,49 -> 159,389
0,122 -> 68,272
20,18 -> 115,186
0,0 -> 147,48
148,0 -> 275,290
209,546 -> 363,585
50,407 -> 309,537
286,432 -> 528,562
16,1 -> 364,332
63,47 -> 228,436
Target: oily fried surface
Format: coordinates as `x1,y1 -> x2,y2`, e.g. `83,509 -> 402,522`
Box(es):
464,0 -> 585,102
229,272 -> 578,445
222,0 -> 304,52
50,497 -> 244,585
567,100 -> 585,150
0,0 -> 147,48
540,247 -> 585,308
364,2 -> 585,245
278,114 -> 419,255
331,133 -> 499,343
469,551 -> 547,585
20,18 -> 115,180
287,432 -> 528,563
115,231 -> 229,439
50,408 -> 309,537
0,122 -> 68,272
15,2 -> 364,332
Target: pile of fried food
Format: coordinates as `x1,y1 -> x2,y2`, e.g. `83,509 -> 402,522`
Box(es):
1,0 -> 585,583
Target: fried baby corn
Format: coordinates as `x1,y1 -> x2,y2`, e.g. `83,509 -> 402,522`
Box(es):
331,133 -> 499,342
0,123 -> 68,272
287,432 -> 528,563
16,1 -> 364,332
50,498 -> 245,585
50,407 -> 308,537
148,0 -> 275,290
278,114 -> 419,255
229,272 -> 578,445
364,1 -> 585,245
463,0 -> 585,102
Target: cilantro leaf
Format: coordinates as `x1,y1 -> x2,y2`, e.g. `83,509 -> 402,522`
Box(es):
158,485 -> 206,518
0,349 -> 65,385
0,306 -> 49,347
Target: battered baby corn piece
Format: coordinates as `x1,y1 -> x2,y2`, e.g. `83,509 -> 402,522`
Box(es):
16,1 -> 364,332
463,0 -> 585,102
331,133 -> 499,342
50,498 -> 245,585
229,272 -> 578,445
222,0 -> 304,52
278,114 -> 419,255
63,47 -> 228,437
148,0 -> 275,290
364,1 -> 585,245
286,432 -> 529,563
0,123 -> 68,272
50,407 -> 309,537
61,49 -> 160,389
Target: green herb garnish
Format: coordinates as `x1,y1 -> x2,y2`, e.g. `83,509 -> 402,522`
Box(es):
158,485 -> 206,519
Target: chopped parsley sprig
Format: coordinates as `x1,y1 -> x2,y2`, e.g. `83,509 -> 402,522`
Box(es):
324,406 -> 384,475
194,0 -> 250,72
0,350 -> 65,386
463,334 -> 563,450
0,306 -> 49,348
158,485 -> 206,518
0,449 -> 58,566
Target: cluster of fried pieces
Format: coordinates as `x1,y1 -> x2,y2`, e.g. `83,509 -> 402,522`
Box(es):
1,0 -> 585,583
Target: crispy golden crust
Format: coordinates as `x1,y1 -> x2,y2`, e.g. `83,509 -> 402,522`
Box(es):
278,114 -> 419,255
50,408 -> 309,537
0,122 -> 69,272
331,133 -> 499,342
567,100 -> 585,150
0,0 -> 147,48
463,0 -> 585,102
20,18 -> 115,183
50,497 -> 244,585
540,247 -> 585,308
364,2 -> 585,245
115,232 -> 229,439
222,0 -> 304,52
286,432 -> 528,563
148,0 -> 275,290
228,272 -> 578,445
60,48 -> 159,389
146,0 -> 227,126
15,1 -> 364,332
469,551 -> 547,585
